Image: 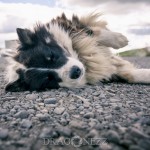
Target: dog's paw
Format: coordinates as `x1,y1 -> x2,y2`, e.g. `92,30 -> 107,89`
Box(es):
112,33 -> 128,49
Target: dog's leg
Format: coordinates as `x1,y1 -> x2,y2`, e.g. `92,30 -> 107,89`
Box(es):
112,56 -> 150,84
5,68 -> 61,92
97,29 -> 128,49
24,68 -> 61,90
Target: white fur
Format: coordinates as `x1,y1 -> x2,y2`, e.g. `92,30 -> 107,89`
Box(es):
129,69 -> 150,83
6,58 -> 26,83
56,57 -> 86,87
45,37 -> 51,44
47,23 -> 78,59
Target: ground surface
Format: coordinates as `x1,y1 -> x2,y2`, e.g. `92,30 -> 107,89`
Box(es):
0,57 -> 150,150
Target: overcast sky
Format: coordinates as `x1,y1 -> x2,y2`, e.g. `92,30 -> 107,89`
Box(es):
0,0 -> 150,51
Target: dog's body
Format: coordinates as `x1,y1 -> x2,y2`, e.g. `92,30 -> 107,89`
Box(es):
3,13 -> 150,91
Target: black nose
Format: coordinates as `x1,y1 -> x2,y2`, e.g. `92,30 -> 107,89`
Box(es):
70,66 -> 81,79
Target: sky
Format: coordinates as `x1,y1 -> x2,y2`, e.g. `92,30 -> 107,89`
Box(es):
0,0 -> 150,51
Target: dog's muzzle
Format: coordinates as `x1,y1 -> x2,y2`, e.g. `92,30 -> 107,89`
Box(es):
69,65 -> 82,79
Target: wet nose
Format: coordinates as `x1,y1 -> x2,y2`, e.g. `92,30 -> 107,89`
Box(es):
70,66 -> 81,79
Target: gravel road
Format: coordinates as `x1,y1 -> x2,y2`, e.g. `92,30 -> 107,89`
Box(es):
0,57 -> 150,150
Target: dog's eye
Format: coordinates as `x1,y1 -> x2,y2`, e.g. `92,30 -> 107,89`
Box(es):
46,57 -> 51,61
86,30 -> 93,36
46,54 -> 57,62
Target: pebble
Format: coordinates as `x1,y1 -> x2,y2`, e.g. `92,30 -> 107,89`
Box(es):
44,98 -> 57,104
68,105 -> 76,110
62,111 -> 70,119
83,102 -> 90,108
54,107 -> 65,115
69,120 -> 84,129
128,127 -> 148,139
56,126 -> 72,137
0,109 -> 7,114
99,92 -> 106,98
39,127 -> 58,138
0,128 -> 8,140
106,130 -> 120,144
86,129 -> 98,138
138,139 -> 150,150
129,145 -> 142,150
83,112 -> 94,119
15,110 -> 29,119
60,118 -> 68,126
26,94 -> 38,100
139,117 -> 150,126
36,114 -> 50,121
78,106 -> 84,111
20,119 -> 32,129
110,98 -> 120,102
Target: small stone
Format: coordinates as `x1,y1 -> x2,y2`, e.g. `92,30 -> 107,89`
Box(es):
139,117 -> 150,126
44,98 -> 57,104
84,112 -> 94,119
28,109 -> 35,114
62,111 -> 70,119
93,92 -> 100,96
20,119 -> 32,129
0,128 -> 8,139
86,129 -> 98,138
106,130 -> 120,144
36,114 -> 50,121
60,118 -> 69,126
80,111 -> 85,115
68,105 -> 76,110
0,109 -> 7,115
100,92 -> 106,98
120,139 -> 133,148
15,110 -> 29,119
128,127 -> 148,139
56,126 -> 72,137
70,120 -> 84,129
45,104 -> 57,108
38,103 -> 44,106
114,106 -> 121,110
110,98 -> 120,102
138,139 -> 150,150
40,127 -> 58,138
83,102 -> 90,108
26,94 -> 38,100
78,106 -> 84,111
54,107 -> 65,115
129,145 -> 142,150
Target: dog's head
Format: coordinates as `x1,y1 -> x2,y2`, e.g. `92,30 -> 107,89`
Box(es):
6,23 -> 86,91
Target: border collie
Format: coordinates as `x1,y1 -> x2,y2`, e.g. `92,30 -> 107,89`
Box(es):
3,13 -> 150,91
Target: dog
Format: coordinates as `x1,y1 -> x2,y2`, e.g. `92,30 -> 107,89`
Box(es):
2,12 -> 150,91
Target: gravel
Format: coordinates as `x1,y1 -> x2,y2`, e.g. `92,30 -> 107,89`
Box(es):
0,57 -> 150,150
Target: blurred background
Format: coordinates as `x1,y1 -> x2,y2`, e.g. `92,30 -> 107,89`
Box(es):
0,0 -> 150,56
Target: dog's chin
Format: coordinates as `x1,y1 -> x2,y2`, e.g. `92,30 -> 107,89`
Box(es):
59,74 -> 86,88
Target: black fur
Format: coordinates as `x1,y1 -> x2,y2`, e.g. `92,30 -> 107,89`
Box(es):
15,25 -> 68,68
5,68 -> 61,92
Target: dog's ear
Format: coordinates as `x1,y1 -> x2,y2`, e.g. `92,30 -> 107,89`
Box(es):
16,28 -> 36,49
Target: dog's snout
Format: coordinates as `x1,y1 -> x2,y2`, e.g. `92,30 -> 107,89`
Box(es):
70,66 -> 81,79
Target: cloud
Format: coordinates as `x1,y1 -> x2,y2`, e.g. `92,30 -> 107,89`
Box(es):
128,26 -> 150,35
57,0 -> 150,16
57,0 -> 150,7
0,1 -> 149,50
0,15 -> 26,33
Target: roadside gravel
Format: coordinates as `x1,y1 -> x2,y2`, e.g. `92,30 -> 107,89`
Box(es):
0,57 -> 150,150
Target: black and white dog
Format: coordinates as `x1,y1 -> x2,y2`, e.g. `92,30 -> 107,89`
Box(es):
5,24 -> 86,91
3,13 -> 150,92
